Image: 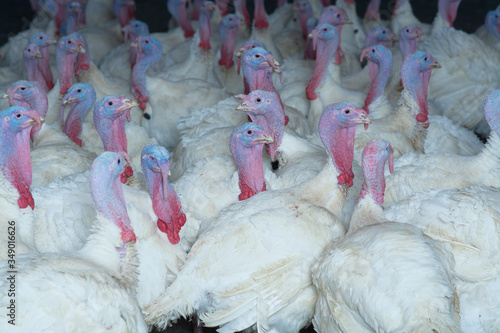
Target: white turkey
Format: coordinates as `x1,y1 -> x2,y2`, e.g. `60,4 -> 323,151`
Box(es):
312,139 -> 461,333
0,151 -> 148,333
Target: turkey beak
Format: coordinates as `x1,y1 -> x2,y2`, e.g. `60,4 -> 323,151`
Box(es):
118,99 -> 139,122
343,18 -> 353,25
430,59 -> 441,69
265,54 -> 283,83
34,50 -> 43,58
1,92 -> 8,99
360,48 -> 370,62
253,133 -> 274,144
355,111 -> 371,130
130,41 -> 139,47
77,44 -> 86,54
388,146 -> 394,174
23,111 -> 43,129
235,102 -> 254,112
62,96 -> 77,106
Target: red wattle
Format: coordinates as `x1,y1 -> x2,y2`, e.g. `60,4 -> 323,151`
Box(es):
121,229 -> 137,243
198,41 -> 212,50
238,182 -> 266,201
18,192 -> 35,210
120,166 -> 133,184
306,86 -> 318,100
254,20 -> 269,29
416,113 -> 428,123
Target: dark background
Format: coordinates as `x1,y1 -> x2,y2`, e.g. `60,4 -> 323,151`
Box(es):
0,0 -> 499,47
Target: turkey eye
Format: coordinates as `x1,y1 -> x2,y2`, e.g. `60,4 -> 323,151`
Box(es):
118,158 -> 121,164
145,40 -> 150,44
345,109 -> 350,114
251,45 -> 256,48
424,57 -> 428,61
256,98 -> 261,102
255,54 -> 260,58
20,87 -> 26,91
247,130 -> 252,135
371,49 -> 375,53
336,14 -> 340,18
77,89 -> 82,93
68,40 -> 72,44
229,17 -> 232,20
16,113 -> 22,118
354,29 -> 359,34
323,28 -> 327,31
382,30 -> 386,34
39,36 -> 43,39
108,101 -> 113,106
28,48 -> 31,52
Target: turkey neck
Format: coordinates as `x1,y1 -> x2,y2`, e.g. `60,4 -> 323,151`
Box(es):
402,62 -> 430,126
230,142 -> 266,201
358,154 -> 389,207
298,6 -> 313,39
191,0 -> 204,20
86,169 -> 137,291
438,0 -> 461,27
64,9 -> 80,35
219,23 -> 238,68
176,1 -> 195,37
364,54 -> 393,111
56,48 -> 79,95
365,0 -> 380,20
399,36 -> 418,61
0,122 -> 33,210
306,31 -> 339,100
217,0 -> 229,15
63,95 -> 95,146
253,0 -> 269,29
143,164 -> 185,245
132,49 -> 161,106
94,110 -> 128,154
198,7 -> 213,50
234,0 -> 250,25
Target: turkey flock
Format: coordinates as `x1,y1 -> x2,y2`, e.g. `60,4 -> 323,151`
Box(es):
0,0 -> 500,332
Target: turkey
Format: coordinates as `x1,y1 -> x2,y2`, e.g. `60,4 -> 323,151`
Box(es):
353,51 -> 440,162
385,185 -> 500,332
172,122 -> 275,248
312,139 -> 461,333
130,35 -> 229,149
475,10 -> 500,49
2,80 -> 96,188
0,152 -> 148,333
420,16 -> 500,137
303,23 -> 365,129
383,89 -> 500,206
60,82 -> 96,147
144,102 -> 371,332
